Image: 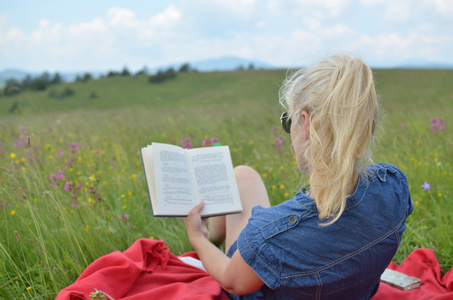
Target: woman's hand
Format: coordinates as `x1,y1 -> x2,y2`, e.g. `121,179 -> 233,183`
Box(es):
182,202 -> 209,242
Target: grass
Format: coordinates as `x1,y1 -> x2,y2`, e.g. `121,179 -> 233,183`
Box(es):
0,69 -> 452,299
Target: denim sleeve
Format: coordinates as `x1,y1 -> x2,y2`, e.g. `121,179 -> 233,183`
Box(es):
236,206 -> 282,290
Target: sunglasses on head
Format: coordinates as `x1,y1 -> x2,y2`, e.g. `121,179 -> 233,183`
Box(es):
280,112 -> 292,134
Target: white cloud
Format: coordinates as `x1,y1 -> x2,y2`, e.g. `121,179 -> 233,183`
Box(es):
268,0 -> 351,17
0,1 -> 452,71
149,5 -> 181,26
107,7 -> 139,28
430,0 -> 453,16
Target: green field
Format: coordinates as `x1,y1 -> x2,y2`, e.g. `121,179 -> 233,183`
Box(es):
1,69 -> 452,299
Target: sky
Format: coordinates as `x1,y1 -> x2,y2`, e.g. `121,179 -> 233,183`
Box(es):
0,0 -> 452,72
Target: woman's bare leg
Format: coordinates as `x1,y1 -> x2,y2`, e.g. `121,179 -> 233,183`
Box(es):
208,165 -> 271,252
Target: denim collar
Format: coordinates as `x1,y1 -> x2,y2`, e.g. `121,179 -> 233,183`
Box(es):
293,171 -> 370,212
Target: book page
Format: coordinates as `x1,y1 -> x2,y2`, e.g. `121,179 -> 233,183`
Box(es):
186,146 -> 242,216
152,142 -> 194,215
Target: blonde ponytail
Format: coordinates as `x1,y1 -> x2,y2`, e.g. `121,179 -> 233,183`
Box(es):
280,54 -> 380,225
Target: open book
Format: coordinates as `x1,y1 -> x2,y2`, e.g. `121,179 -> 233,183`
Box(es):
140,142 -> 242,217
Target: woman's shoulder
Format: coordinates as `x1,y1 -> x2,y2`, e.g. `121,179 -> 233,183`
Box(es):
364,163 -> 408,184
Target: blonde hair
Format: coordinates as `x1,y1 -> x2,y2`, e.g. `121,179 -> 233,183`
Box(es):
280,54 -> 380,225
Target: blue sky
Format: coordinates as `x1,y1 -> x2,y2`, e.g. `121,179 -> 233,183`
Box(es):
1,0 -> 452,72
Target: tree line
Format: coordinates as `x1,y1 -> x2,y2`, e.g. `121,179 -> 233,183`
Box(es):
1,62 -> 260,97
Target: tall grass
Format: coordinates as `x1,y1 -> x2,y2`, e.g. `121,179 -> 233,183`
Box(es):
0,69 -> 452,299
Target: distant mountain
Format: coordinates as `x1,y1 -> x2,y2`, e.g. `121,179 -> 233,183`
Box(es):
395,59 -> 453,69
186,56 -> 274,71
146,56 -> 275,73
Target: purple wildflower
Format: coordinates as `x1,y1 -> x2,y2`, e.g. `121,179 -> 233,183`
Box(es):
421,182 -> 430,191
121,214 -> 129,220
430,117 -> 446,132
64,182 -> 71,192
180,137 -> 192,149
56,151 -> 64,157
71,202 -> 78,208
209,138 -> 220,146
68,142 -> 82,154
202,140 -> 207,147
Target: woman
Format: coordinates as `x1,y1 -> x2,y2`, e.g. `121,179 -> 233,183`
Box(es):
183,54 -> 413,299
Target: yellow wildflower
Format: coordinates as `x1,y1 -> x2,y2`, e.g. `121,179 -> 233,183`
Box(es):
272,185 -> 277,191
280,184 -> 285,189
438,193 -> 443,197
48,155 -> 53,159
122,205 -> 127,209
10,210 -> 16,215
127,191 -> 132,196
10,153 -> 16,159
85,225 -> 90,231
121,194 -> 126,198
26,287 -> 32,292
284,192 -> 289,198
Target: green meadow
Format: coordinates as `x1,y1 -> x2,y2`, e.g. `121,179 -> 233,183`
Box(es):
0,69 -> 452,299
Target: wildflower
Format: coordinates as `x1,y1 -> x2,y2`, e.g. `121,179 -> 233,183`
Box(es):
401,123 -> 405,129
68,142 -> 82,154
284,192 -> 289,198
71,202 -> 78,208
56,151 -> 64,157
96,195 -> 102,201
438,193 -> 443,197
280,184 -> 285,189
121,194 -> 125,198
10,210 -> 16,215
64,182 -> 71,192
10,153 -> 17,159
272,185 -> 277,190
76,184 -> 82,190
202,140 -> 207,147
26,287 -> 32,292
209,138 -> 220,146
421,182 -> 430,191
85,225 -> 90,231
121,214 -> 129,220
127,191 -> 132,196
180,137 -> 192,149
430,117 -> 446,132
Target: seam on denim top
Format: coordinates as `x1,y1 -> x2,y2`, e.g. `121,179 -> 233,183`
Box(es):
243,230 -> 281,280
280,206 -> 406,278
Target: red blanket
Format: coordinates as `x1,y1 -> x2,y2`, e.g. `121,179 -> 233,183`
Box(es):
57,239 -> 452,299
56,239 -> 229,300
373,248 -> 453,300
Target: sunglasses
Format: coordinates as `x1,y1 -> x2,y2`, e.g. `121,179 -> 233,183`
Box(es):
280,112 -> 292,134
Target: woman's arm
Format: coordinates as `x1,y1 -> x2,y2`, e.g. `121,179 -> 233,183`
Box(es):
183,202 -> 264,295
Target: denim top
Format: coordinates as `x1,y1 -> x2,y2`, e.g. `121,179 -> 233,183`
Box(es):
230,163 -> 413,300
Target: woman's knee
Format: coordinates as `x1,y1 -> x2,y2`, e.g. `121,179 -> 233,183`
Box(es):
234,165 -> 261,181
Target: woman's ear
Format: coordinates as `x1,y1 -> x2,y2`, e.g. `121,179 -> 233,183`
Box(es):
301,110 -> 310,132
